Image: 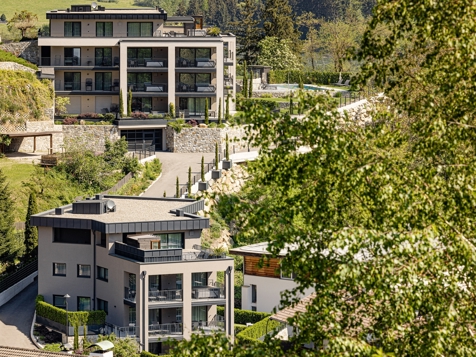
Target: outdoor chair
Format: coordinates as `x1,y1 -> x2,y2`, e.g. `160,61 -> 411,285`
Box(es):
333,78 -> 343,85
85,78 -> 93,91
337,79 -> 351,86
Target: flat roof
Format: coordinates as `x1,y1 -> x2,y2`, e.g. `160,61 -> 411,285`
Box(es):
0,346 -> 82,357
229,242 -> 294,258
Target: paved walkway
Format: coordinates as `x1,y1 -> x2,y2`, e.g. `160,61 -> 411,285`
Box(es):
0,280 -> 37,349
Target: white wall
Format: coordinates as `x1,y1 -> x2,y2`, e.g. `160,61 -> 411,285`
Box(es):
242,274 -> 314,313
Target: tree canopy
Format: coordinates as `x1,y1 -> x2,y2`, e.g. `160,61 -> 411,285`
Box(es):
7,10 -> 38,39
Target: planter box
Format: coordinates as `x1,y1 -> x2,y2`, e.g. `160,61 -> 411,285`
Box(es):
198,181 -> 209,191
211,170 -> 222,180
222,160 -> 233,170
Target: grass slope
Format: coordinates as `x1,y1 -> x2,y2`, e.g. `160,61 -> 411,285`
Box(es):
0,0 -> 141,24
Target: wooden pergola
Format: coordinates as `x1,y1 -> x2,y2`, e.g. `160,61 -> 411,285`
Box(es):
6,131 -> 62,153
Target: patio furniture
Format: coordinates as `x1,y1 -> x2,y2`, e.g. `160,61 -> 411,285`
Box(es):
336,79 -> 350,86
113,57 -> 119,66
86,78 -> 93,91
333,78 -> 343,85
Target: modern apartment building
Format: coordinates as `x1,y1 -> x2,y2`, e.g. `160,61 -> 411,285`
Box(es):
38,4 -> 236,151
230,242 -> 314,313
32,195 -> 234,355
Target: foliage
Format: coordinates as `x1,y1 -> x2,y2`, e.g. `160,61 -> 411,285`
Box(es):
248,71 -> 253,98
24,191 -> 38,260
7,10 -> 38,39
54,96 -> 70,116
0,70 -> 53,122
257,37 -> 302,71
207,26 -> 221,36
176,176 -> 179,198
0,49 -> 37,70
225,133 -> 230,161
237,98 -> 277,111
217,306 -> 271,325
262,0 -> 300,53
131,111 -> 148,119
225,94 -> 230,121
141,352 -> 171,357
235,324 -> 247,334
201,156 -> 205,181
215,142 -> 219,170
205,98 -> 209,124
236,317 -> 281,344
242,62 -> 248,98
62,117 -> 79,125
43,344 -> 62,352
0,14 -> 6,22
97,334 -> 139,357
127,88 -> 132,117
169,102 -> 175,118
119,89 -> 124,116
167,118 -> 191,133
298,12 -> 319,70
268,69 -> 352,85
0,167 -> 19,269
115,159 -> 162,196
188,166 -> 192,194
218,98 -> 222,125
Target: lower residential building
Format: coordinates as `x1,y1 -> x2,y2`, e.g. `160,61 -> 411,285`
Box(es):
32,195 -> 234,355
230,242 -> 314,313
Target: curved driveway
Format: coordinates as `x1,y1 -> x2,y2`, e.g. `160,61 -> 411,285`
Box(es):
0,280 -> 37,349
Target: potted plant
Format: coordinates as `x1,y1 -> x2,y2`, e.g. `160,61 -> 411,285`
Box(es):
211,142 -> 222,179
222,134 -> 233,170
198,155 -> 209,191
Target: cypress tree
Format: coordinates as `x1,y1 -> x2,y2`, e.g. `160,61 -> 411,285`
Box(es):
201,156 -> 205,181
242,61 -> 248,98
262,0 -> 300,52
225,94 -> 230,121
290,97 -> 293,115
218,98 -> 222,125
176,176 -> 180,198
127,88 -> 132,117
225,133 -> 230,161
0,168 -> 18,267
215,142 -> 219,169
163,190 -> 166,197
248,71 -> 253,98
24,191 -> 38,260
188,167 -> 192,194
205,98 -> 209,124
176,0 -> 187,16
119,89 -> 124,116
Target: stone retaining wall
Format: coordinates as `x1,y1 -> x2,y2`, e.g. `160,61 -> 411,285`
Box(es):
9,121 -> 64,153
165,125 -> 249,153
62,125 -> 120,153
0,40 -> 39,65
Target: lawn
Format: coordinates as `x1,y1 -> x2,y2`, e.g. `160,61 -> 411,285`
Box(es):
0,0 -> 141,25
0,159 -> 35,222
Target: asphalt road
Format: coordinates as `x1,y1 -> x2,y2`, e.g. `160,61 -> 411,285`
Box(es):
0,280 -> 37,349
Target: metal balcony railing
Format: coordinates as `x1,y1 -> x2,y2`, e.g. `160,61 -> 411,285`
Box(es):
104,323 -> 139,338
128,82 -> 168,93
192,315 -> 225,333
176,83 -> 216,93
55,80 -> 119,92
127,58 -> 168,68
148,323 -> 183,336
148,289 -> 183,302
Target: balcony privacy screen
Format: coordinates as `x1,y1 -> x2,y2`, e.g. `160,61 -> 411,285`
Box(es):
128,22 -> 153,37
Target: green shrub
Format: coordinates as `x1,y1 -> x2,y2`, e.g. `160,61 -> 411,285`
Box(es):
268,70 -> 352,86
237,98 -> 277,111
235,324 -> 247,334
236,317 -> 281,344
167,118 -> 191,133
217,307 -> 271,324
0,49 -> 38,70
140,352 -> 171,357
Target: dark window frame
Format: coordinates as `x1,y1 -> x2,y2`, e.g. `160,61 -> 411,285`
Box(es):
53,295 -> 66,309
77,264 -> 91,278
53,228 -> 90,244
251,284 -> 257,303
97,266 -> 109,282
97,298 -> 108,314
77,296 -> 91,311
53,262 -> 66,276
127,22 -> 153,37
64,22 -> 81,37
96,22 -> 113,37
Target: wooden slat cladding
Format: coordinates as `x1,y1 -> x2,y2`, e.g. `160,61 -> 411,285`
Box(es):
244,256 -> 281,278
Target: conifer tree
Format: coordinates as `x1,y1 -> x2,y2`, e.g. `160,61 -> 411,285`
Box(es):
176,0 -> 187,16
215,142 -> 219,169
201,156 -> 205,181
163,190 -> 166,197
0,169 -> 18,268
231,0 -> 263,64
242,61 -> 248,98
119,89 -> 124,116
225,94 -> 230,120
187,0 -> 202,15
218,98 -> 222,124
127,88 -> 132,117
248,71 -> 253,98
176,176 -> 180,198
225,133 -> 230,161
205,98 -> 209,124
188,167 -> 192,194
262,0 -> 300,52
24,191 -> 38,260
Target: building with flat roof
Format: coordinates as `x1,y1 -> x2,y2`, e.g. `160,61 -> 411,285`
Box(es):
230,242 -> 314,313
32,195 -> 234,355
38,4 -> 236,151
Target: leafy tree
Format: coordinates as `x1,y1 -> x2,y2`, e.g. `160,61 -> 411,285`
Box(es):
55,97 -> 70,116
262,0 -> 300,52
7,10 -> 38,39
24,191 -> 38,260
187,0 -> 202,15
0,168 -> 18,269
257,37 -> 302,71
298,11 -> 320,70
97,334 -> 139,357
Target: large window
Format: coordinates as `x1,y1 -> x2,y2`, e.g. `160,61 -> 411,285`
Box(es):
131,97 -> 152,112
78,297 -> 91,311
64,22 -> 81,37
129,307 -> 136,325
53,295 -> 66,309
64,48 -> 81,66
95,48 -> 112,66
251,284 -> 257,303
127,72 -> 152,92
77,264 -> 91,278
176,308 -> 182,323
127,48 -> 152,65
97,266 -> 108,281
179,98 -> 211,116
54,228 -> 90,244
152,233 -> 183,249
192,272 -> 207,287
127,23 -> 152,37
179,48 -> 211,61
95,72 -> 112,91
96,22 -> 113,37
53,263 -> 66,276
64,73 -> 81,91
97,298 -> 108,314
192,306 -> 207,322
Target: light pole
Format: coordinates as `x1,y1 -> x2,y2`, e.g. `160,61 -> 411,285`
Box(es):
64,294 -> 70,339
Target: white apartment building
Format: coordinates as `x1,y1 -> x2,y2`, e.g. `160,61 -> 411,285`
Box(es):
38,4 -> 236,151
32,195 -> 234,355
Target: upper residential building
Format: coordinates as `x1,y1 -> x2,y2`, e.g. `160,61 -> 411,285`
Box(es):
230,242 -> 314,313
38,4 -> 236,151
32,195 -> 234,355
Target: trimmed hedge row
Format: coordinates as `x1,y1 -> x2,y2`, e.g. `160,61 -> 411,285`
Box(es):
236,317 -> 282,344
35,295 -> 106,326
269,70 -> 353,86
237,98 -> 277,111
235,324 -> 247,334
217,307 -> 271,325
140,352 -> 171,357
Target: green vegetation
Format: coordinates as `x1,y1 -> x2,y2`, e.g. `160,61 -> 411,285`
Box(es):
114,158 -> 162,196
97,334 -> 140,357
0,49 -> 37,69
268,70 -> 352,85
236,317 -> 281,344
23,191 -> 38,260
43,344 -> 62,352
217,306 -> 271,325
0,167 -> 19,271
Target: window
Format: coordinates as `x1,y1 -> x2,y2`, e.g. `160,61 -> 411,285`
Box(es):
53,295 -> 66,309
176,308 -> 182,323
64,48 -> 81,66
251,284 -> 257,303
280,269 -> 296,280
77,264 -> 91,278
95,72 -> 112,91
131,97 -> 152,112
54,228 -> 90,244
149,275 -> 160,290
97,266 -> 108,281
78,297 -> 91,311
176,274 -> 182,289
95,48 -> 112,66
96,22 -> 113,37
192,272 -> 207,287
97,298 -> 108,314
127,48 -> 152,64
179,73 -> 212,86
129,307 -> 136,325
179,48 -> 212,62
53,263 -> 66,276
99,232 -> 107,247
64,22 -> 81,37
192,306 -> 206,322
64,73 -> 81,91
152,233 -> 183,249
251,306 -> 257,311
127,72 -> 152,92
127,22 -> 152,37
179,98 -> 212,116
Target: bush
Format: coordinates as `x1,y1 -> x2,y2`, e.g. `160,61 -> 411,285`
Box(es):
187,119 -> 198,127
131,111 -> 149,119
236,317 -> 282,344
167,119 -> 191,133
235,324 -> 247,334
268,70 -> 353,86
104,113 -> 115,121
140,352 -> 171,357
0,49 -> 37,70
77,112 -> 101,119
237,98 -> 277,111
63,117 -> 78,125
217,307 -> 271,324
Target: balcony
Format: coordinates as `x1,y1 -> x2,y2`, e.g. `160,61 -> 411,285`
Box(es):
40,56 -> 119,67
192,315 -> 225,335
192,286 -> 225,300
176,83 -> 216,93
55,81 -> 119,92
224,51 -> 234,64
176,58 -> 216,68
127,58 -> 168,68
124,287 -> 136,304
149,289 -> 183,303
128,82 -> 168,93
148,323 -> 183,337
104,323 -> 138,338
114,242 -> 227,263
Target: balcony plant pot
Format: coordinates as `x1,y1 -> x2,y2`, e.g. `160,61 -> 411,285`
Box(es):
198,181 -> 209,191
211,170 -> 222,180
222,160 -> 233,170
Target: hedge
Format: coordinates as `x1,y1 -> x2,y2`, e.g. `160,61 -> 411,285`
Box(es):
236,317 -> 282,344
268,70 -> 353,86
35,295 -> 106,325
237,98 -> 277,111
140,352 -> 171,357
217,307 -> 271,325
235,324 -> 247,334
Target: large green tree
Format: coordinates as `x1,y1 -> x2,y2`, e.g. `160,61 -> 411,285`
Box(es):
0,169 -> 19,270
24,191 -> 38,260
262,0 -> 300,51
257,36 -> 302,70
7,10 -> 38,39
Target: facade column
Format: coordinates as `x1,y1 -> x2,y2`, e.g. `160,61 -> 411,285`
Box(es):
167,45 -> 176,116
139,271 -> 149,352
225,265 -> 234,342
182,272 -> 192,339
119,42 -> 128,117
215,44 -> 224,114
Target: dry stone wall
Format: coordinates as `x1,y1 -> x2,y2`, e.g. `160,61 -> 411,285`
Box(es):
0,41 -> 39,65
8,121 -> 64,152
62,125 -> 120,153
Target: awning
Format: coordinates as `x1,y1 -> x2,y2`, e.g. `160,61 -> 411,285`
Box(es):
89,340 -> 114,351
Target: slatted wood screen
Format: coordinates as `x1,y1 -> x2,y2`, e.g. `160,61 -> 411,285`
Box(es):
244,256 -> 281,278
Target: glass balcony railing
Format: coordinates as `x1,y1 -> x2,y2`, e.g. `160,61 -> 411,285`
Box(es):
55,81 -> 119,92
39,57 -> 119,66
176,83 -> 216,93
127,58 -> 168,68
148,323 -> 183,336
104,323 -> 138,338
148,289 -> 183,302
176,58 -> 216,68
191,287 -> 225,299
127,82 -> 168,92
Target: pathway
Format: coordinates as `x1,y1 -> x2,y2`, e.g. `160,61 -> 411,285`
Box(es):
0,280 -> 37,349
